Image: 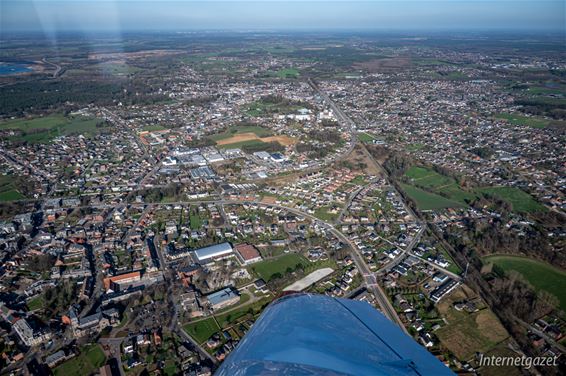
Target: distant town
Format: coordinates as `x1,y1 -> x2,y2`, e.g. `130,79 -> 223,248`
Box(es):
0,31 -> 564,375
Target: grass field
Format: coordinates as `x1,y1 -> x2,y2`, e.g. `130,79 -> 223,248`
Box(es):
53,345 -> 106,376
0,190 -> 24,202
250,253 -> 309,282
246,99 -> 303,117
527,86 -> 566,95
478,343 -> 524,376
476,187 -> 546,213
404,166 -> 476,205
495,113 -> 550,128
0,114 -> 103,143
27,295 -> 44,311
357,132 -> 378,142
183,297 -> 273,343
483,255 -> 566,311
189,212 -> 203,230
0,175 -> 25,202
209,125 -> 272,142
435,286 -> 509,361
183,317 -> 220,344
402,166 -> 546,213
400,183 -> 464,210
314,206 -> 340,221
163,359 -> 177,376
215,298 -> 272,329
275,68 -> 299,78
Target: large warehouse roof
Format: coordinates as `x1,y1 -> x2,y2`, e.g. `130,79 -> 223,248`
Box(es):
193,242 -> 233,262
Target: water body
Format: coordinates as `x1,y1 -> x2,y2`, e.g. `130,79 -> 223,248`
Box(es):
0,63 -> 32,76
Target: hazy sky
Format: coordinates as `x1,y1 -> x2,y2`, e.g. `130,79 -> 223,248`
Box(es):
1,1 -> 564,33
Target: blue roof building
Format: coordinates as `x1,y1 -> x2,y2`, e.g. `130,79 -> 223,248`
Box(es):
207,287 -> 240,310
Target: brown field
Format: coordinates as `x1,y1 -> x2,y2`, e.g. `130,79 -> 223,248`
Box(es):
435,286 -> 509,361
476,343 -> 524,376
353,57 -> 412,72
342,145 -> 382,176
216,133 -> 296,146
261,196 -> 278,204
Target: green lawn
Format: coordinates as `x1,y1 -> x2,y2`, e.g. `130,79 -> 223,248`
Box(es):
53,345 -> 106,376
0,175 -> 26,202
400,183 -> 465,211
495,113 -> 550,129
183,317 -> 220,344
189,212 -> 203,230
404,166 -> 476,206
484,255 -> 566,311
358,132 -> 378,142
246,99 -> 303,117
209,125 -> 272,141
527,86 -> 566,95
27,295 -> 44,311
476,187 -> 546,213
349,175 -> 367,186
163,359 -> 177,376
275,68 -> 300,78
403,167 -> 545,213
183,297 -> 272,344
314,206 -> 340,221
250,253 -> 309,282
215,298 -> 272,329
0,114 -> 103,143
0,190 -> 24,202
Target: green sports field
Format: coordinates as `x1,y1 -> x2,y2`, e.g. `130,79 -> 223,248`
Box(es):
476,186 -> 546,213
208,125 -> 272,141
183,317 -> 221,344
53,345 -> 106,376
250,253 -> 309,282
484,255 -> 566,312
400,183 -> 464,211
275,68 -> 300,78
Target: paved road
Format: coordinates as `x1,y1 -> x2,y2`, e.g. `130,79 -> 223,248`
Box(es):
175,326 -> 219,365
514,318 -> 566,354
99,337 -> 126,376
334,180 -> 375,225
42,58 -> 63,78
307,78 -> 357,157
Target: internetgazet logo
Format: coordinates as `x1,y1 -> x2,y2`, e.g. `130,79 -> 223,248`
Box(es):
479,354 -> 559,369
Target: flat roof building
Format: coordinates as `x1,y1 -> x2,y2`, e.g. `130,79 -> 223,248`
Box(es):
103,271 -> 141,292
207,287 -> 240,310
193,242 -> 233,263
235,244 -> 262,265
253,151 -> 271,160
